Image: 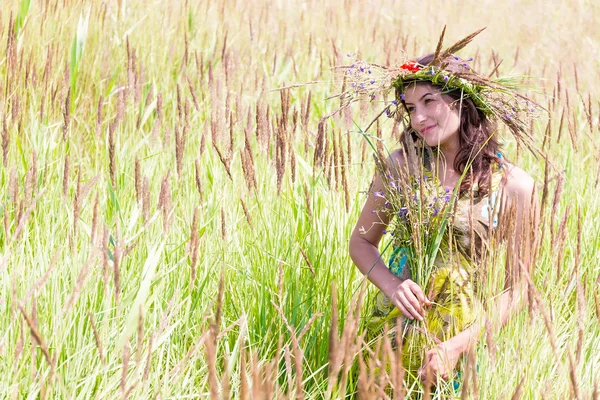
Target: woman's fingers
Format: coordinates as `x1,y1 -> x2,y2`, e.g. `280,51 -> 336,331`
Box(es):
391,279 -> 432,320
394,301 -> 413,320
408,281 -> 431,307
395,291 -> 423,320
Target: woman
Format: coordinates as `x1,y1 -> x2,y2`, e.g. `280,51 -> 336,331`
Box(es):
347,35 -> 540,387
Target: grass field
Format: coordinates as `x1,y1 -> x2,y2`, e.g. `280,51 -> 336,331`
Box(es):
0,0 -> 599,398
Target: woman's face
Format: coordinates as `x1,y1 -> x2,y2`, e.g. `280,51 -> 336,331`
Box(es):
403,83 -> 461,150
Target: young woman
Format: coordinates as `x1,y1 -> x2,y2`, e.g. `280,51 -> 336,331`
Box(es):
347,45 -> 540,386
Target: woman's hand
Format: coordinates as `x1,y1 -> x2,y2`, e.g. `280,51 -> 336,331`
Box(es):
389,279 -> 432,321
418,341 -> 462,383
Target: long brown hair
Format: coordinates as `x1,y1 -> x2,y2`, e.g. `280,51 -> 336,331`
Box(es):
398,53 -> 502,196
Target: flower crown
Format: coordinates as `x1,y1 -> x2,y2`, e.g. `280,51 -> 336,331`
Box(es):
333,27 -> 544,154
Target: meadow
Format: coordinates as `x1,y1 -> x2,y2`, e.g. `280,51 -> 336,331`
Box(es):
0,0 -> 599,398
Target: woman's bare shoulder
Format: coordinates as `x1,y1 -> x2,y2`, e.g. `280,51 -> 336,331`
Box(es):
387,148 -> 407,169
500,162 -> 536,201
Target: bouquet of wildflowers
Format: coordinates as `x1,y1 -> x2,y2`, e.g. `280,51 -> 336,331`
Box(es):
372,145 -> 455,293
368,142 -> 480,381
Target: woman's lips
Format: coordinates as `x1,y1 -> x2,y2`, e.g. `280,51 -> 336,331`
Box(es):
422,125 -> 436,134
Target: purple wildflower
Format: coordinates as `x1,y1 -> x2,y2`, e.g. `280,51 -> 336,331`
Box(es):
374,191 -> 385,198
400,93 -> 405,101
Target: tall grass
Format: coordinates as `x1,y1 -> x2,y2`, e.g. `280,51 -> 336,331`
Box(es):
0,0 -> 599,398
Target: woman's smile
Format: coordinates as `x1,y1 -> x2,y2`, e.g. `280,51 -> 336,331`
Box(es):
421,124 -> 437,135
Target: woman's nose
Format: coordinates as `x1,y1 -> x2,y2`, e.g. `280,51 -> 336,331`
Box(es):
413,109 -> 427,124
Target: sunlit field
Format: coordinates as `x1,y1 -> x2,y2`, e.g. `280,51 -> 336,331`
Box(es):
1,0 -> 599,398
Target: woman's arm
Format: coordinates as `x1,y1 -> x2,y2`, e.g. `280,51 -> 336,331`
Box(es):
349,150 -> 430,321
420,165 -> 539,381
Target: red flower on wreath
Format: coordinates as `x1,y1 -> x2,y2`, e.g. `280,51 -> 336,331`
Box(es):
400,61 -> 421,73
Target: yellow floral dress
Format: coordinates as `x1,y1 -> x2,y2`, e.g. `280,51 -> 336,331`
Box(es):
366,155 -> 505,380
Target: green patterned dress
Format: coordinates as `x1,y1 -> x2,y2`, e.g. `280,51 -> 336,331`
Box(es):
366,155 -> 505,380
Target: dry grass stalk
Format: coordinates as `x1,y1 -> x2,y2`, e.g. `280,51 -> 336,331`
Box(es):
9,166 -> 18,213
90,194 -> 99,245
239,342 -> 249,400
24,249 -> 60,303
521,264 -> 561,368
31,297 -> 38,379
158,171 -> 173,233
553,205 -> 569,279
13,188 -> 45,242
221,350 -> 231,400
510,374 -> 525,400
332,126 -> 340,190
121,339 -> 130,397
276,115 -> 287,193
340,134 -> 350,213
3,207 -> 8,240
290,141 -> 298,186
594,284 -> 600,325
62,88 -> 70,141
62,154 -> 70,198
297,312 -> 323,341
302,183 -> 313,219
102,226 -> 111,300
143,333 -> 153,382
240,199 -> 253,230
567,111 -> 578,152
186,75 -> 200,112
213,141 -> 233,181
2,118 -> 8,167
72,168 -> 82,242
96,95 -> 103,138
113,220 -> 122,306
142,176 -> 150,222
23,151 -> 37,205
88,311 -> 105,365
549,175 -> 564,250
134,157 -> 141,204
221,208 -> 226,241
109,122 -> 116,187
188,207 -> 200,285
567,350 -> 581,400
291,331 -> 304,400
62,251 -> 94,314
337,283 -> 367,394
137,304 -> 144,364
326,283 -> 340,396
194,158 -> 203,201
297,244 -> 316,277
175,125 -> 187,177
18,303 -> 54,373
575,209 -> 584,365
13,318 -> 24,379
284,344 -> 293,397
313,119 -> 326,169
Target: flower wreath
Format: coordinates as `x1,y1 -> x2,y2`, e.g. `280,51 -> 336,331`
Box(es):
333,27 -> 544,155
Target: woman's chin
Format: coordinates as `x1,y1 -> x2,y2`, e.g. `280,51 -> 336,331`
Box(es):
424,137 -> 443,147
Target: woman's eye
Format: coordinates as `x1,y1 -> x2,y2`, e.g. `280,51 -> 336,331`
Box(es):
407,106 -> 415,113
424,98 -> 434,104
